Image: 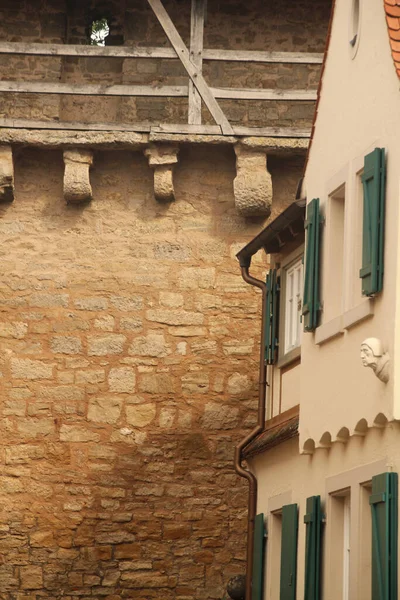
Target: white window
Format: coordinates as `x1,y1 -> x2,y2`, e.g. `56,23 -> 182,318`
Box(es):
283,257 -> 303,354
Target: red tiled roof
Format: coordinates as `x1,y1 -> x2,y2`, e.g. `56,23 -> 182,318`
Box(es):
385,0 -> 400,78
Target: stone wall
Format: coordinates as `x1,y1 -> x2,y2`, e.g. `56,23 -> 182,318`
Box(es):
0,145 -> 303,598
0,0 -> 331,126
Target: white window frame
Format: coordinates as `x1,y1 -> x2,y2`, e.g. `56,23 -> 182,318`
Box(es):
283,257 -> 303,355
277,246 -> 304,367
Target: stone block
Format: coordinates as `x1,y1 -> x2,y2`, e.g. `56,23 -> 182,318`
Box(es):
60,425 -> 101,442
138,373 -> 175,394
126,403 -> 156,428
0,321 -> 28,339
108,367 -> 136,393
201,402 -> 239,429
181,373 -> 209,394
20,566 -> 43,590
234,144 -> 272,216
74,297 -> 108,311
128,332 -> 170,357
0,144 -> 14,202
147,309 -> 204,326
11,359 -> 53,380
227,373 -> 252,395
144,144 -> 179,203
88,334 -> 126,356
50,336 -> 82,355
87,396 -> 123,424
63,149 -> 93,204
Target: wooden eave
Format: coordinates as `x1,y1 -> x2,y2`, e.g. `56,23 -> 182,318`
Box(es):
243,406 -> 299,459
236,200 -> 306,266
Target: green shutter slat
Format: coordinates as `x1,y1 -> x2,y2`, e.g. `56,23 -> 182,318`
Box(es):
304,495 -> 322,600
302,198 -> 321,332
280,504 -> 298,600
360,148 -> 386,296
252,513 -> 265,600
264,269 -> 280,364
370,472 -> 398,600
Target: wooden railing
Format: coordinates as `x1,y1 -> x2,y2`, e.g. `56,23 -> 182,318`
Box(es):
0,0 -> 324,138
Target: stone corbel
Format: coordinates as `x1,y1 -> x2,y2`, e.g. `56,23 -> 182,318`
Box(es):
63,149 -> 94,204
145,144 -> 179,203
0,145 -> 14,203
234,144 -> 272,217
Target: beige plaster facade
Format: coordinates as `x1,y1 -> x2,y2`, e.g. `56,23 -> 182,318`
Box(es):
244,0 -> 400,598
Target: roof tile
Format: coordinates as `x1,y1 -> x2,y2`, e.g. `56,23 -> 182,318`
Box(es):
386,4 -> 400,16
386,15 -> 400,29
390,38 -> 400,51
389,27 -> 400,39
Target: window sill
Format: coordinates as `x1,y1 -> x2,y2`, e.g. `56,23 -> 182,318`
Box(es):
315,298 -> 374,345
276,346 -> 301,369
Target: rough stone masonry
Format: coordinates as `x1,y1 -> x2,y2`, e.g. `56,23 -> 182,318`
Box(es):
0,0 -> 331,598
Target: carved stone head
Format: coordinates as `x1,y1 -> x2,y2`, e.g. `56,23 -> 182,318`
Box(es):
360,338 -> 389,383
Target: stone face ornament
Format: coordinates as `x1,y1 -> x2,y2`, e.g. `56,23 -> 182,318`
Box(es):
360,337 -> 389,383
63,149 -> 94,204
234,144 -> 272,217
0,144 -> 14,202
145,144 -> 179,203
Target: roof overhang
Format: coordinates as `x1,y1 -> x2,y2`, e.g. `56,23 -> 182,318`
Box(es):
236,199 -> 306,267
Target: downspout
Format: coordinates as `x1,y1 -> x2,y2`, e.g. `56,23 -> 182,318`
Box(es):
234,259 -> 267,600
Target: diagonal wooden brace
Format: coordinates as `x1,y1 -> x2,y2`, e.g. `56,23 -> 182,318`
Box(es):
146,0 -> 233,135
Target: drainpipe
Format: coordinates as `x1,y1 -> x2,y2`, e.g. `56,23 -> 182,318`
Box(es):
234,260 -> 267,600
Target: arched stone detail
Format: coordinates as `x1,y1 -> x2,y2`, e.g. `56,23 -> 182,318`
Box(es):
335,427 -> 350,444
301,438 -> 316,455
372,412 -> 388,429
318,431 -> 332,449
353,418 -> 368,437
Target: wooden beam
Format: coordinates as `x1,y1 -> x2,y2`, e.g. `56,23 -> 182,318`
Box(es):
0,81 -> 188,97
188,0 -> 206,125
0,42 -> 324,64
0,41 -> 177,59
0,118 -> 311,138
152,123 -> 221,134
0,118 -> 152,132
203,49 -> 324,64
211,87 -> 317,101
146,0 -> 234,135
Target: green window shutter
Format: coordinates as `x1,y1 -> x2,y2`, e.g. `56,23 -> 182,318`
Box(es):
370,472 -> 398,600
252,513 -> 265,600
265,269 -> 280,364
302,198 -> 321,332
280,504 -> 298,600
304,495 -> 322,600
360,148 -> 386,296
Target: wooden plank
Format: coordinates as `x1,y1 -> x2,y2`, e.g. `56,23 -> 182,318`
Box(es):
0,118 -> 311,138
0,118 -> 152,132
152,123 -> 221,134
146,0 -> 234,135
203,49 -> 323,64
0,42 -> 323,64
0,41 -> 177,59
188,0 -> 206,125
233,126 -> 311,138
212,87 -> 317,101
0,81 -> 188,97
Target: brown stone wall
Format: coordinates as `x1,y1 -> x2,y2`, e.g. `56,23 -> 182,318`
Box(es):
0,0 -> 331,126
0,146 -> 303,598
